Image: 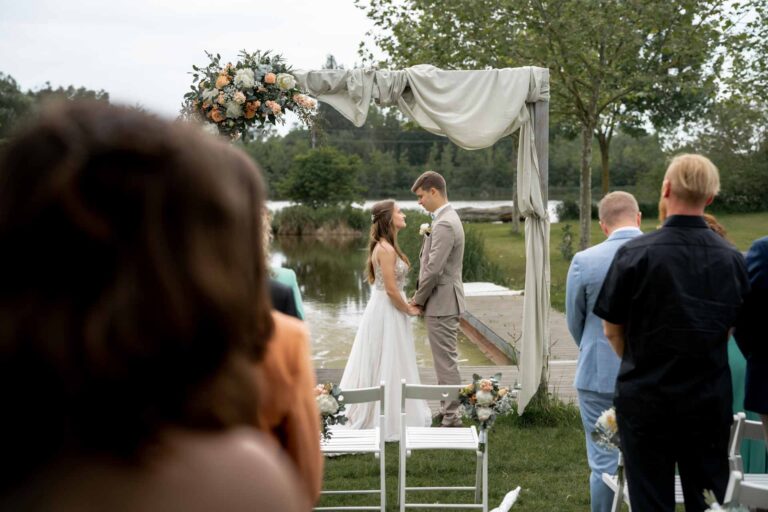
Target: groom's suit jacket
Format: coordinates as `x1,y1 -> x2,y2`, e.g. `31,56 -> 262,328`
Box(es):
565,227 -> 642,393
413,205 -> 466,317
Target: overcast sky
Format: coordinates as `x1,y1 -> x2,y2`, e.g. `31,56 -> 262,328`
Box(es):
0,0 -> 380,120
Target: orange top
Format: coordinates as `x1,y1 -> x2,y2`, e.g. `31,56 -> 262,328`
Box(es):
254,311 -> 323,506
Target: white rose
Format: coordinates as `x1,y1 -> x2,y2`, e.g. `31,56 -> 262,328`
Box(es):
234,68 -> 256,89
476,406 -> 493,422
475,390 -> 494,406
225,101 -> 243,119
317,394 -> 339,415
419,223 -> 431,236
276,73 -> 296,90
201,88 -> 219,102
201,123 -> 219,136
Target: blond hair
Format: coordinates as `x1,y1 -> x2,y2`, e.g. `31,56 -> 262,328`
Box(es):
598,191 -> 639,228
664,154 -> 720,205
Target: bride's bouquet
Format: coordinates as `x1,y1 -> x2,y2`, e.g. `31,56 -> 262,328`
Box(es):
458,373 -> 514,431
315,382 -> 347,441
181,50 -> 316,140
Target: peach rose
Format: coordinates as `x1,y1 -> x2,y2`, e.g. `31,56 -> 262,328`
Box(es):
233,91 -> 246,104
209,109 -> 225,123
264,72 -> 276,84
217,92 -> 226,105
265,100 -> 281,114
244,109 -> 256,119
215,73 -> 230,89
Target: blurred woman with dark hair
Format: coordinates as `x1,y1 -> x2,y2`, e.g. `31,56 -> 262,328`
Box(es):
0,101 -> 305,511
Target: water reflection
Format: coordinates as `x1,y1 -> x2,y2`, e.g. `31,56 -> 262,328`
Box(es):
273,236 -> 492,369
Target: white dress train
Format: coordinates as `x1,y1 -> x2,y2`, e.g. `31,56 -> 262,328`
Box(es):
339,257 -> 431,441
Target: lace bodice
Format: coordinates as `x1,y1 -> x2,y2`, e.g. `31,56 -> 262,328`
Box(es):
373,257 -> 408,291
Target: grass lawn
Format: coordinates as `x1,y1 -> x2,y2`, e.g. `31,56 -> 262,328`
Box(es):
472,211 -> 768,312
318,412 -> 595,512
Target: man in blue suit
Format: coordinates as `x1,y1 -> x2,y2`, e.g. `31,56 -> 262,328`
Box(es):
565,191 -> 642,512
735,236 -> 768,441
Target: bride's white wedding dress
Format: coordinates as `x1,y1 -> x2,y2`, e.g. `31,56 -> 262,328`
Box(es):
339,256 -> 431,441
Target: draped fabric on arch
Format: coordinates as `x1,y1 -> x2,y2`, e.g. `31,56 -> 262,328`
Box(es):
295,65 -> 550,413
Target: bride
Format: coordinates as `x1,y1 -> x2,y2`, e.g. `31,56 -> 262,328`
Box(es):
339,200 -> 432,441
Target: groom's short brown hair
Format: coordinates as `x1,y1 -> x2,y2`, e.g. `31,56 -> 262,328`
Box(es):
411,171 -> 447,196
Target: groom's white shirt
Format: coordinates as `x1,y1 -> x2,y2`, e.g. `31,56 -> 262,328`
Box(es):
431,202 -> 451,219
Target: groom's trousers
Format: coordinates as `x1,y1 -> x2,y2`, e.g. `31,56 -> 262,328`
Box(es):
425,315 -> 461,420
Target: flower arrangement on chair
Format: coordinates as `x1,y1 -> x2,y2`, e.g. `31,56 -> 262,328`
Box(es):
181,50 -> 316,141
591,407 -> 620,450
458,373 -> 514,432
315,382 -> 347,441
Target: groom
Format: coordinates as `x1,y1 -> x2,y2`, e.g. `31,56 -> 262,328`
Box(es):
409,171 -> 466,427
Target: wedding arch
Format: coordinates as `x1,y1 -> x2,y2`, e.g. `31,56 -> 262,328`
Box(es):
294,65 -> 551,413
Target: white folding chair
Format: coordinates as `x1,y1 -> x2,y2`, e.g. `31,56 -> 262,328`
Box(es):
603,414 -> 744,511
724,470 -> 768,508
315,382 -> 386,512
729,413 -> 768,489
398,380 -> 488,512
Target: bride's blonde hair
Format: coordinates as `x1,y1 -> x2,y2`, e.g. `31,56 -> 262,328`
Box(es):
366,200 -> 410,284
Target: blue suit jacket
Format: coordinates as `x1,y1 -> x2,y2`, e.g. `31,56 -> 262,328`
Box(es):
735,236 -> 768,412
566,227 -> 643,393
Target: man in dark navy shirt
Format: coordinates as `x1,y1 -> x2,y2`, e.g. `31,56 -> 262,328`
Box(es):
594,154 -> 749,511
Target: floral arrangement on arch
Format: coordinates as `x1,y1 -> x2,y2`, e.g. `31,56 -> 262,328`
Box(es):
182,50 -> 316,140
315,382 -> 347,441
591,407 -> 620,451
458,373 -> 514,431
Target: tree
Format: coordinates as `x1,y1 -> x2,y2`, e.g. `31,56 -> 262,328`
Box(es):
279,146 -> 365,208
28,82 -> 109,103
356,0 -> 733,248
0,73 -> 33,140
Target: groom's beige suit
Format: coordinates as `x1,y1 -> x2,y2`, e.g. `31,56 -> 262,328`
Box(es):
412,204 -> 465,423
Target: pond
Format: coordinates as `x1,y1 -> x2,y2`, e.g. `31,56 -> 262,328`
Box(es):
272,235 -> 493,369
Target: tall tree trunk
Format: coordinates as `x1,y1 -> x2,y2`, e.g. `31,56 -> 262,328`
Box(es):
579,124 -> 594,250
598,132 -> 609,196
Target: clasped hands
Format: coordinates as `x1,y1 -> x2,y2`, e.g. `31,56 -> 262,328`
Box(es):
407,299 -> 424,317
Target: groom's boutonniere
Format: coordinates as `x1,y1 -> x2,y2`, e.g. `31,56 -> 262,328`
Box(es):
419,223 -> 431,236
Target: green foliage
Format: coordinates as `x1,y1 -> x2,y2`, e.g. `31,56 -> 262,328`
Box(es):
357,0 -> 740,248
462,228 -> 509,285
0,73 -> 33,139
397,210 -> 508,292
559,224 -> 574,262
279,146 -> 365,208
28,82 -> 109,103
272,204 -> 368,235
1,72 -> 109,140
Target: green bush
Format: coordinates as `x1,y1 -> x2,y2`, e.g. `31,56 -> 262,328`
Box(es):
398,209 -> 508,292
273,204 -> 368,235
278,146 -> 364,208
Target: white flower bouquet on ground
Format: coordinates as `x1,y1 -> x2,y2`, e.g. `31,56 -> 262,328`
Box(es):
315,382 -> 347,441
